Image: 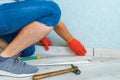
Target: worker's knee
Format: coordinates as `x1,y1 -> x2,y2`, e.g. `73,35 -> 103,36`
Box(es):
36,1 -> 61,27
48,1 -> 61,27
49,1 -> 61,17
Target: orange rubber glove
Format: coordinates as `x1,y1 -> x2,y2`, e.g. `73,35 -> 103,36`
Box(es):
40,37 -> 52,51
67,38 -> 87,56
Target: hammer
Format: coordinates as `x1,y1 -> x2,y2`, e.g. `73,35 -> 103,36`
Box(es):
33,64 -> 81,80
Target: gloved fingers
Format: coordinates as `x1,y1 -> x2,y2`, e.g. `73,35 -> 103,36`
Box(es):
79,50 -> 86,56
82,48 -> 87,54
81,46 -> 87,53
45,44 -> 49,51
75,50 -> 81,56
75,49 -> 85,56
45,38 -> 52,46
48,40 -> 52,46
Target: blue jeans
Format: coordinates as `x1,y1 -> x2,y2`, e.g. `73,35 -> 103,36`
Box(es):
0,0 -> 61,57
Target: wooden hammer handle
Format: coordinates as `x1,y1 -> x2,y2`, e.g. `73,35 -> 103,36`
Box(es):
33,68 -> 73,80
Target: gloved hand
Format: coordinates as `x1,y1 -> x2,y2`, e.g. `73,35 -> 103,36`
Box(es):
67,38 -> 87,56
40,37 -> 52,51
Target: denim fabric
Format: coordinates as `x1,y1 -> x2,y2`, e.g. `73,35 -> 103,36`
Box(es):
0,0 -> 61,57
0,0 -> 61,36
20,45 -> 35,57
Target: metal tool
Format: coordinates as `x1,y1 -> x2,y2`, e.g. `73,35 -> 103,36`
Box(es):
33,64 -> 81,80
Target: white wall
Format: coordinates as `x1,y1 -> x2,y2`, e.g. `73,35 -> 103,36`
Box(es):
48,0 -> 120,49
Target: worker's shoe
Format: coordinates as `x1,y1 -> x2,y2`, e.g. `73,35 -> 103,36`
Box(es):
0,55 -> 38,77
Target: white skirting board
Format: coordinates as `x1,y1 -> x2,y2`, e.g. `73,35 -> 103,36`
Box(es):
1,45 -> 120,58
34,45 -> 93,57
94,48 -> 120,58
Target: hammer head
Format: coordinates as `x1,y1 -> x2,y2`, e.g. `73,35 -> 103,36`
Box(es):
71,64 -> 81,75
